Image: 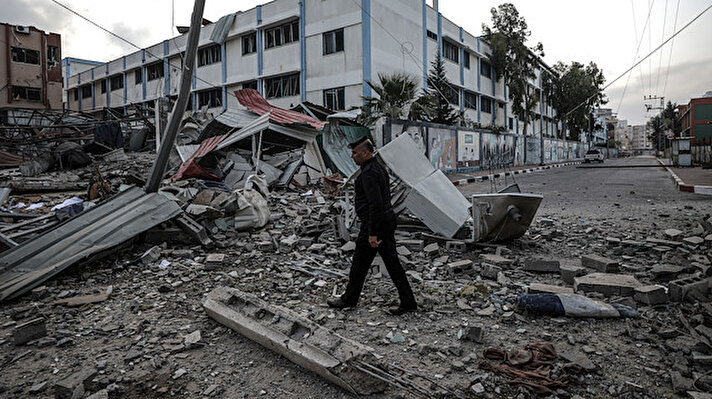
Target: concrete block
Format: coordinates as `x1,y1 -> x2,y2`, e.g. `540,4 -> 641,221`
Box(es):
560,263 -> 587,285
480,254 -> 514,266
423,243 -> 440,257
399,239 -> 424,251
447,260 -> 473,275
633,285 -> 669,305
445,241 -> 466,252
664,229 -> 683,240
55,367 -> 97,399
13,318 -> 46,345
460,325 -> 484,343
683,236 -> 704,246
307,243 -> 327,252
528,283 -> 574,295
581,254 -> 619,273
574,273 -> 642,297
523,257 -> 560,273
140,245 -> 161,265
668,276 -> 710,302
205,253 -> 225,263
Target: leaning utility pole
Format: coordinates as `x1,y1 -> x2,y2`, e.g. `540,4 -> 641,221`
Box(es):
144,0 -> 205,192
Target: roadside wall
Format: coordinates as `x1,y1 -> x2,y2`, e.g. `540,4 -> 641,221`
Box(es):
383,118 -> 583,173
692,144 -> 712,164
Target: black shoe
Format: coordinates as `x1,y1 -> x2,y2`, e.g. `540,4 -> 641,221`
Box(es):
327,297 -> 356,309
387,305 -> 417,316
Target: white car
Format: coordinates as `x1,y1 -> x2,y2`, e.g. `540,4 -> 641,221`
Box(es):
584,149 -> 605,163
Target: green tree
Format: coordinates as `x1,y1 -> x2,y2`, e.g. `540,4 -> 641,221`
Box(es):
410,53 -> 460,125
545,61 -> 607,141
482,3 -> 543,142
358,72 -> 418,126
647,101 -> 680,151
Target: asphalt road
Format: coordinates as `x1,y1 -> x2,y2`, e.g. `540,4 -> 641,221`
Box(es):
458,156 -> 712,223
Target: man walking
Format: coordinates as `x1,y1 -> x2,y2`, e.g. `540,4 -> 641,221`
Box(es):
327,137 -> 417,315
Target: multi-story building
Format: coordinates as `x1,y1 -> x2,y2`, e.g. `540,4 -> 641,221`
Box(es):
63,0 -> 561,141
629,124 -> 652,152
678,91 -> 712,144
0,22 -> 62,110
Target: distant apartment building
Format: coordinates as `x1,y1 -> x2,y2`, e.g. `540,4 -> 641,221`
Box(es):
61,58 -> 104,106
0,22 -> 62,110
678,91 -> 712,144
630,125 -> 652,152
63,0 -> 562,141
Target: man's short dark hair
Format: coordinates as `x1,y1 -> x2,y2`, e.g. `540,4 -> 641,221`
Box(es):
348,136 -> 375,152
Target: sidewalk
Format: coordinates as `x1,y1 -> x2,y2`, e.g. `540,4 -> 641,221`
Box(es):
448,160 -> 582,186
657,158 -> 712,195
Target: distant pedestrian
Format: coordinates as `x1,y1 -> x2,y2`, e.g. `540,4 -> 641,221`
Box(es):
327,137 -> 417,315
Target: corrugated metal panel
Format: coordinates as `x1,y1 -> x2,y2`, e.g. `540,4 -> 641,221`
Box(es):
235,89 -> 327,130
0,150 -> 23,168
172,134 -> 227,181
0,187 -> 182,302
209,13 -> 235,44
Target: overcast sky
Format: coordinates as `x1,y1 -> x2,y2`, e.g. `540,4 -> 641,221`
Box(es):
3,0 -> 711,125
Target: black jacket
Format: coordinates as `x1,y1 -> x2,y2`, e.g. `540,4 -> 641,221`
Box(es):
354,157 -> 392,235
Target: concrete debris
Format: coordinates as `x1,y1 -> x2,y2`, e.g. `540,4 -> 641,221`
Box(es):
574,273 -> 642,297
13,317 -> 46,345
54,367 -> 97,399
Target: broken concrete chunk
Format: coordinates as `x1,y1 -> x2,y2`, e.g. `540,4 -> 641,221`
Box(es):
206,253 -> 226,263
54,367 -> 97,399
460,325 -> 484,343
399,239 -> 424,251
523,257 -> 560,273
140,246 -> 161,265
581,254 -> 619,273
528,283 -> 574,295
480,254 -> 514,266
573,273 -> 642,297
668,276 -> 710,302
633,285 -> 669,305
445,241 -> 466,252
308,243 -> 327,252
340,241 -> 356,252
184,330 -> 203,348
481,263 -> 502,280
13,318 -> 46,345
423,242 -> 440,257
396,246 -> 411,257
683,236 -> 704,246
85,390 -> 109,399
560,261 -> 587,285
664,229 -> 683,240
447,260 -> 473,275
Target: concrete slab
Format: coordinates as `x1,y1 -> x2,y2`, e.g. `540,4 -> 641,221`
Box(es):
528,283 -> 574,295
523,257 -> 560,273
581,254 -> 619,273
574,273 -> 642,297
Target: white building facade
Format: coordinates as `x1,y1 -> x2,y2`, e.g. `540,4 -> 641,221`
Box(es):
63,0 -> 560,140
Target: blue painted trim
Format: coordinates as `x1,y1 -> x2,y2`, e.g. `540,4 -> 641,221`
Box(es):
123,72 -> 127,105
421,0 -> 427,89
141,49 -> 145,63
256,6 -> 264,95
192,56 -> 197,90
361,0 -> 372,99
63,57 -> 103,65
477,56 -> 481,92
105,63 -> 109,75
77,73 -> 82,111
459,27 -> 464,113
222,86 -> 227,111
91,69 -> 95,109
122,56 -> 126,70
299,0 -> 306,102
436,11 -> 442,59
164,41 -> 170,96
142,67 -> 146,101
106,78 -> 110,107
477,95 -> 481,123
539,87 -> 544,136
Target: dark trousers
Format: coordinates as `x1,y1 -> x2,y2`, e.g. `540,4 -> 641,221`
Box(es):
342,212 -> 417,308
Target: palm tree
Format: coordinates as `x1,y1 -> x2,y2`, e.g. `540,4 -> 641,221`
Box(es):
358,73 -> 418,126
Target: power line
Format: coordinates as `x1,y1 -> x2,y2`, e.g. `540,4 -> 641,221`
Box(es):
616,0 -> 656,115
662,0 -> 681,98
654,0 -> 668,95
566,1 -> 712,119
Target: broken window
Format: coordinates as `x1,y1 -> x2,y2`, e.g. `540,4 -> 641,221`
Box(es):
198,44 -> 221,67
135,68 -> 142,84
110,75 -> 123,91
463,51 -> 470,69
426,30 -> 437,40
444,85 -> 459,106
322,28 -> 344,55
464,91 -> 477,110
443,40 -> 458,63
100,80 -> 106,94
146,62 -> 164,81
81,85 -> 92,98
198,88 -> 222,108
264,20 -> 299,49
242,80 -> 258,90
242,32 -> 256,55
73,88 -> 78,101
47,45 -> 59,69
323,87 -> 344,111
264,73 -> 300,99
11,86 -> 41,101
10,47 -> 40,65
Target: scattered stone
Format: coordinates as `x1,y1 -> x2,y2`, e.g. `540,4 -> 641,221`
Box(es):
523,257 -> 560,273
574,273 -> 642,297
13,318 -> 46,346
683,236 -> 704,246
340,241 -> 356,252
55,367 -> 97,399
460,325 -> 484,343
307,243 -> 327,252
140,245 -> 161,265
184,330 -> 203,348
29,381 -> 48,394
396,246 -> 411,256
664,229 -> 683,240
206,253 -> 226,263
480,254 -> 514,266
668,276 -> 710,302
560,349 -> 596,371
445,241 -> 466,252
399,239 -> 425,251
670,371 -> 694,394
480,263 -> 502,280
581,254 -> 619,273
447,260 -> 473,275
560,261 -> 587,285
423,243 -> 440,257
172,368 -> 187,379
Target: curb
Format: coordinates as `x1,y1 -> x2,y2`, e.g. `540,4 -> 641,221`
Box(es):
451,161 -> 582,187
656,158 -> 712,195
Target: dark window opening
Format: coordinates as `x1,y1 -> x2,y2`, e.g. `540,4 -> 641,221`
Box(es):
81,85 -> 92,98
463,51 -> 470,69
135,68 -> 142,84
481,97 -> 492,113
464,91 -> 477,109
323,87 -> 345,111
443,40 -> 459,63
146,62 -> 164,81
73,88 -> 78,101
264,20 -> 299,49
110,75 -> 124,91
481,60 -> 492,79
12,86 -> 41,101
426,30 -> 437,40
242,80 -> 258,90
444,85 -> 459,106
198,44 -> 221,67
10,47 -> 40,65
47,45 -> 59,69
242,32 -> 257,55
100,80 -> 107,94
264,73 -> 300,99
197,88 -> 222,108
323,28 -> 344,55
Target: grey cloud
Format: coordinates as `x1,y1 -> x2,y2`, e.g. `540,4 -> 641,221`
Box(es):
0,0 -> 73,33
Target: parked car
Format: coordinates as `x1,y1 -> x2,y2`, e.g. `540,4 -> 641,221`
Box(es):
584,149 -> 605,163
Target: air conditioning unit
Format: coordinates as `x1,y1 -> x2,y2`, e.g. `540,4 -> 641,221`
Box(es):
15,26 -> 30,34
